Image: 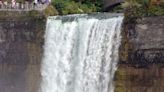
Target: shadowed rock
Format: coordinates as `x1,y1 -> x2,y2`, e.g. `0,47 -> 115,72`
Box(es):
103,0 -> 124,11
0,18 -> 44,92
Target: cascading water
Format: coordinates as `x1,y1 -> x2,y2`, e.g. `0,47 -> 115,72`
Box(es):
41,13 -> 123,92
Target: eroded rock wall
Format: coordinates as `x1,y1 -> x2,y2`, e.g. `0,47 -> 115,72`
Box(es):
0,18 -> 44,92
115,16 -> 164,92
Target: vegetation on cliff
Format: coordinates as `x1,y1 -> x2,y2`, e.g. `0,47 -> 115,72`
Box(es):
49,0 -> 164,16
122,0 -> 164,17
16,0 -> 102,17
119,1 -> 164,64
51,0 -> 102,15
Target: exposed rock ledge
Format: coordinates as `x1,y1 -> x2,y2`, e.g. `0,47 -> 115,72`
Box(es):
120,16 -> 164,65
115,16 -> 164,92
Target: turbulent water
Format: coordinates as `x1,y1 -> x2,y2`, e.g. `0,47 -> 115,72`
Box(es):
41,14 -> 123,92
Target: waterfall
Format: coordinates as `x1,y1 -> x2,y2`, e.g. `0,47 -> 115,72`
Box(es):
41,14 -> 123,92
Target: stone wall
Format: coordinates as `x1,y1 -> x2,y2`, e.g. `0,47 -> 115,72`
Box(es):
0,17 -> 45,92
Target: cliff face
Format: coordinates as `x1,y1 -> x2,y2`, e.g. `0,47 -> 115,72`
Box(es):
0,18 -> 44,92
0,12 -> 163,92
115,16 -> 164,92
129,16 -> 164,65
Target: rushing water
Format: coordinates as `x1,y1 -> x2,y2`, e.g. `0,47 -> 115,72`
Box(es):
41,14 -> 123,92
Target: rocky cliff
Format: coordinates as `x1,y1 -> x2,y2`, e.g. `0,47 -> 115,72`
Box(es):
0,12 -> 164,92
115,16 -> 164,92
0,15 -> 45,92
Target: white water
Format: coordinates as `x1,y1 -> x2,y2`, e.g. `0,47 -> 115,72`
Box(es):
41,14 -> 123,92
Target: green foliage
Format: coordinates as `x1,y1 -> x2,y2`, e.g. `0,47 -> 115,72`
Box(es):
81,0 -> 102,11
52,0 -> 82,14
122,0 -> 141,8
79,4 -> 97,13
52,0 -> 67,14
52,0 -> 102,15
138,5 -> 164,16
122,0 -> 164,17
62,1 -> 82,14
44,5 -> 59,17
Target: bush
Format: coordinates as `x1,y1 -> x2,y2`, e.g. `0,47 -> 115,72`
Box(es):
44,5 -> 59,17
79,4 -> 97,13
51,0 -> 102,15
62,1 -> 82,14
122,0 -> 164,17
52,0 -> 67,14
